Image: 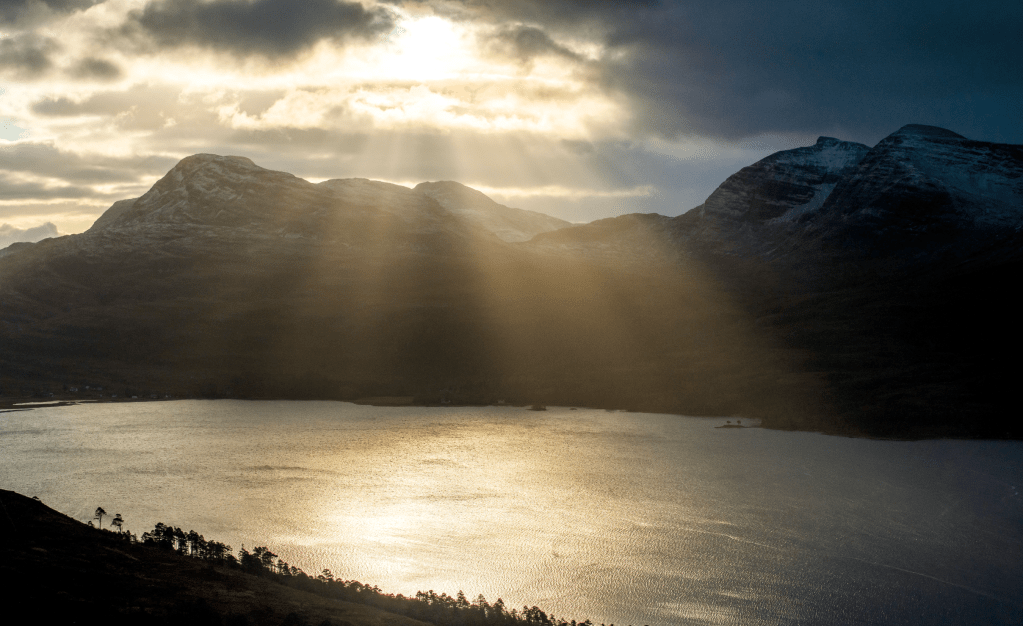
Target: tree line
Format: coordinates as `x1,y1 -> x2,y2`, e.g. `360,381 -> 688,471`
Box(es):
97,516 -> 641,626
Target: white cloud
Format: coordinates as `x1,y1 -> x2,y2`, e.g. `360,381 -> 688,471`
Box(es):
0,220 -> 59,248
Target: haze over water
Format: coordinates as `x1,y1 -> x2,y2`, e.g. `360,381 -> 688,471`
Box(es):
1,400 -> 1021,625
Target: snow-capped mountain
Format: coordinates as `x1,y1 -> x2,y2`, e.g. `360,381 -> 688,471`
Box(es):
688,136 -> 870,224
805,125 -> 1023,255
672,124 -> 1023,269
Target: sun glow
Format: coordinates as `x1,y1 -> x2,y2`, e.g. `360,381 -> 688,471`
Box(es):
379,16 -> 472,81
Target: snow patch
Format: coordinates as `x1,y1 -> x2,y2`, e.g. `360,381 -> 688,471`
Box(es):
769,183 -> 838,223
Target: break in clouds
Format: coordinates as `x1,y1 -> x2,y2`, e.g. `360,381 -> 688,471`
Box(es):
0,0 -> 1020,240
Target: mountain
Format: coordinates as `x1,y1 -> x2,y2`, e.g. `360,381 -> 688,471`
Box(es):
673,124 -> 1023,272
415,181 -> 571,242
86,154 -> 497,245
541,124 -> 1023,436
1,125 -> 1021,438
803,125 -> 1023,263
670,135 -> 871,256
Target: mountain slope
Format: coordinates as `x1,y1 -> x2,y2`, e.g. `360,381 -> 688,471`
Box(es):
805,124 -> 1023,259
415,181 -> 571,242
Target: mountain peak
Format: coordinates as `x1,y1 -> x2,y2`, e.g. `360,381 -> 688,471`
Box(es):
415,181 -> 495,205
890,124 -> 966,140
815,136 -> 842,146
165,154 -> 264,179
177,154 -> 257,166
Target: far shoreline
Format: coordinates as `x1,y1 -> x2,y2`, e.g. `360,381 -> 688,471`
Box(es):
1,394 -> 769,426
4,393 -> 993,442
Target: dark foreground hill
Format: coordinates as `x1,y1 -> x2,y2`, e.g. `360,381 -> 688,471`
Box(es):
0,489 -> 429,625
0,489 -> 587,626
1,124 -> 1021,439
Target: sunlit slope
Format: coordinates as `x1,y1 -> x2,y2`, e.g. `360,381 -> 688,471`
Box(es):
415,181 -> 571,242
0,155 -> 821,425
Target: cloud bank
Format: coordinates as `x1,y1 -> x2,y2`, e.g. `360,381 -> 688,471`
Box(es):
122,0 -> 395,57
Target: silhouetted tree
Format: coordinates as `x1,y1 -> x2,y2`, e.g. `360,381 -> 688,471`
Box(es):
170,526 -> 188,554
187,529 -> 204,556
111,513 -> 123,533
253,546 -> 278,572
94,506 -> 106,528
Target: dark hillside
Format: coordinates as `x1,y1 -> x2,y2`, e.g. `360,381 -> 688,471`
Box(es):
0,489 -> 432,626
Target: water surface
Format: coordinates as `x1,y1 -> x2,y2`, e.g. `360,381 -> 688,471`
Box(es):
1,400 -> 1020,624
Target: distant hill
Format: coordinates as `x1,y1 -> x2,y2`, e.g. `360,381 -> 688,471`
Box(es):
2,125 -> 1021,438
415,181 -> 571,242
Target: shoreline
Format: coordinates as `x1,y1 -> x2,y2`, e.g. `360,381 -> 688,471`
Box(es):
2,394 -> 1000,441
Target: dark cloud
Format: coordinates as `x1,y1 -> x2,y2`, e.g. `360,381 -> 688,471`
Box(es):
395,0 -> 1023,144
0,172 -> 98,199
122,0 -> 395,57
68,57 -> 122,80
485,24 -> 582,65
591,1 -> 1023,143
0,33 -> 57,77
0,0 -> 98,23
0,141 -> 177,184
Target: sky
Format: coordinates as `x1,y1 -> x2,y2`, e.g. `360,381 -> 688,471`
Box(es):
0,0 -> 1020,240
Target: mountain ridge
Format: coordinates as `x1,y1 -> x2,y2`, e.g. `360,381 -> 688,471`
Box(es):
2,124 -> 1021,438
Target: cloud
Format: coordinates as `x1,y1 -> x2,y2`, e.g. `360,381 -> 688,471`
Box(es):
67,56 -> 122,80
0,0 -> 98,23
0,221 -> 59,248
391,0 -> 1023,144
485,24 -> 582,65
0,33 -> 57,77
31,83 -> 199,132
121,0 -> 396,58
0,171 -> 99,199
0,141 -> 178,186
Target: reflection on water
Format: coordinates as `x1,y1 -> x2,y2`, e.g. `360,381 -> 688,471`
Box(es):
1,400 -> 1021,625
